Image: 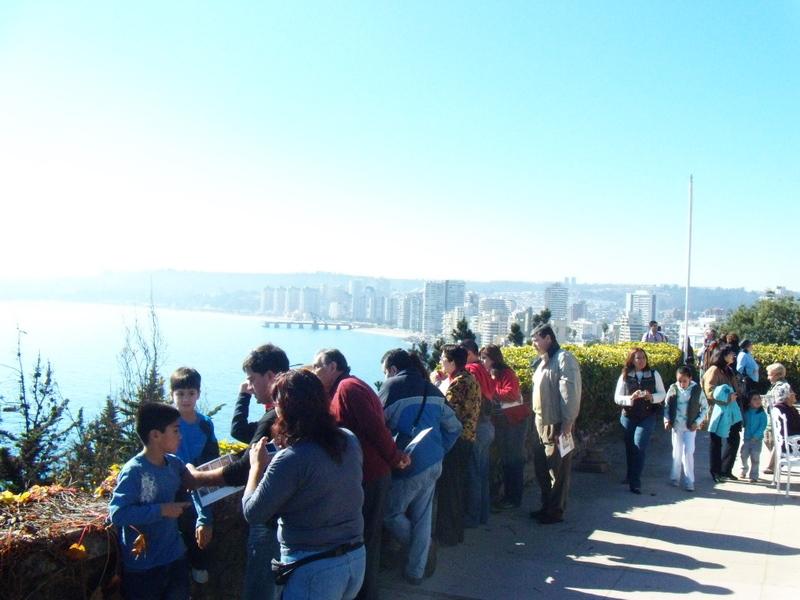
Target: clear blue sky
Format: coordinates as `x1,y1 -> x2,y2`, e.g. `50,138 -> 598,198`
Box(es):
1,2 -> 797,290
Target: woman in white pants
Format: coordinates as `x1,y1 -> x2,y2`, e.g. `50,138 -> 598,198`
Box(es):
663,366 -> 708,491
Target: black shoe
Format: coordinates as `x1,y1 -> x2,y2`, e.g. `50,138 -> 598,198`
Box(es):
403,572 -> 423,586
630,487 -> 641,495
725,473 -> 739,481
711,474 -> 723,483
537,513 -> 564,525
529,508 -> 546,520
423,538 -> 437,578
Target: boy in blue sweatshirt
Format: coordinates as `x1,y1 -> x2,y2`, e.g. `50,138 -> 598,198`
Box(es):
170,367 -> 219,585
110,402 -> 199,600
740,391 -> 768,482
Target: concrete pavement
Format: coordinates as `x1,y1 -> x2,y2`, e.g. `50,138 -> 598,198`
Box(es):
378,425 -> 800,599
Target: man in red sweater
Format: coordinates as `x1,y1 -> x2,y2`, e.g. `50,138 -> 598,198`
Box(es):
312,348 -> 410,600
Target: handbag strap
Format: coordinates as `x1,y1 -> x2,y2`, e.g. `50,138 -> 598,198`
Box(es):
411,383 -> 429,429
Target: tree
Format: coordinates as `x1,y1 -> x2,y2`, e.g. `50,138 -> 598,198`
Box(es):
507,323 -> 524,346
411,340 -> 430,366
429,337 -> 446,372
64,398 -> 125,489
0,331 -> 73,491
531,308 -> 552,330
451,318 -> 476,343
720,296 -> 800,345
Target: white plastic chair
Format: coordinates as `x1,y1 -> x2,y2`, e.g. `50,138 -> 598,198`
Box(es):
770,407 -> 800,496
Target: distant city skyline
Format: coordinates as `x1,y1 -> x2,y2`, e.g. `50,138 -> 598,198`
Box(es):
1,3 -> 797,288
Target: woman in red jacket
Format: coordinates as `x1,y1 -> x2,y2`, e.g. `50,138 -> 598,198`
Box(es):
481,345 -> 531,510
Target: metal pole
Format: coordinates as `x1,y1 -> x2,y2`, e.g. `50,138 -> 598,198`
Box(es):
684,175 -> 693,363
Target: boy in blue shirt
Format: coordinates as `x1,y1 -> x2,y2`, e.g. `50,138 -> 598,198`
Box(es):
110,402 -> 199,600
740,391 -> 768,482
170,367 -> 219,585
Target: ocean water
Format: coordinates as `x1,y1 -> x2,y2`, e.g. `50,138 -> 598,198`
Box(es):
0,301 -> 408,438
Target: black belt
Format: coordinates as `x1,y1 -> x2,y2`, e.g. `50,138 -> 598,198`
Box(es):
271,541 -> 364,585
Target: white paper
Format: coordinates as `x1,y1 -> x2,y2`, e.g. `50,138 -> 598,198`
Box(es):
558,432 -> 575,457
195,454 -> 244,507
404,427 -> 433,455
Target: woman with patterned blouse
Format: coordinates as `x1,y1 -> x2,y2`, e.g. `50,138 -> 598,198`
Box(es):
434,344 -> 481,546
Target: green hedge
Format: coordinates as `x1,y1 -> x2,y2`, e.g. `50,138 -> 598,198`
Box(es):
751,344 -> 800,394
502,343 -> 684,433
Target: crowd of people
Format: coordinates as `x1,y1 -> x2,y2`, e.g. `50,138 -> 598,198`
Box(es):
613,327 -> 799,496
107,323 -> 797,600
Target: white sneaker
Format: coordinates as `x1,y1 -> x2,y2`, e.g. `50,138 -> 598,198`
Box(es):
192,569 -> 209,584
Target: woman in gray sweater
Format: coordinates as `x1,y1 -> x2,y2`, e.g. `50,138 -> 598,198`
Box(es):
243,369 -> 366,600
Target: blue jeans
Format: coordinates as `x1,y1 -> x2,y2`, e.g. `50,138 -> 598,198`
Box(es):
280,545 -> 366,600
466,417 -> 495,526
495,414 -> 529,506
122,557 -> 190,600
243,523 -> 280,600
384,462 -> 442,579
620,413 -> 656,490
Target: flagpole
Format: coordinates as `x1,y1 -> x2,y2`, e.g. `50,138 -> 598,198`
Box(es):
684,175 -> 693,363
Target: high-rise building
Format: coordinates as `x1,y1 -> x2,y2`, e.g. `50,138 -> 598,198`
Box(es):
479,310 -> 509,346
422,280 -> 465,336
570,300 -> 587,322
274,286 -> 287,315
285,287 -> 301,314
260,287 -> 275,314
617,311 -> 645,342
544,283 -> 569,320
626,290 -> 657,324
299,287 -> 321,317
349,280 -> 365,321
442,307 -> 466,337
399,292 -> 423,332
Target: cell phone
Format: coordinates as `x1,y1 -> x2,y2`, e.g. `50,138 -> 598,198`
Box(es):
265,442 -> 278,454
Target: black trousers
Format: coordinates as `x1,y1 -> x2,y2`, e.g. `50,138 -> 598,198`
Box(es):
435,438 -> 472,546
356,474 -> 391,600
722,422 -> 742,476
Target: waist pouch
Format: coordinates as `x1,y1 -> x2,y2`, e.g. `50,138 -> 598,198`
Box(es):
271,541 -> 363,585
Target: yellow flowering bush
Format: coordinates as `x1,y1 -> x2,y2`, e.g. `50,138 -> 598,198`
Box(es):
218,439 -> 248,456
752,344 -> 800,393
502,342 -> 684,433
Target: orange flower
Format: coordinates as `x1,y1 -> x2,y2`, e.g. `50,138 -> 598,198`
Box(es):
66,543 -> 87,560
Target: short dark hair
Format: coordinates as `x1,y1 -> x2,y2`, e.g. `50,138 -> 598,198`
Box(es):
316,349 -> 350,375
382,348 -> 428,378
532,324 -> 557,343
740,339 -> 753,351
242,344 -> 290,375
649,320 -> 658,327
441,344 -> 467,370
136,402 -> 180,445
676,365 -> 693,378
460,339 -> 479,355
170,367 -> 201,392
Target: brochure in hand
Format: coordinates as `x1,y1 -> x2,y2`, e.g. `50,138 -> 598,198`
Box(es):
195,442 -> 278,507
558,432 -> 575,458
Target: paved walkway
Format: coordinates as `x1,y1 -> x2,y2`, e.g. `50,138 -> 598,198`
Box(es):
379,425 -> 800,599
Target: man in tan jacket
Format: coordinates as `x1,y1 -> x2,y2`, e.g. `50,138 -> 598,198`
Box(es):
529,324 -> 582,524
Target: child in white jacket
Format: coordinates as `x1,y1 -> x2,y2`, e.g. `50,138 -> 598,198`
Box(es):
664,366 -> 708,491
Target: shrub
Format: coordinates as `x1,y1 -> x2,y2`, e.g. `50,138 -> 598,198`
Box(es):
502,342 -> 684,433
751,344 -> 800,394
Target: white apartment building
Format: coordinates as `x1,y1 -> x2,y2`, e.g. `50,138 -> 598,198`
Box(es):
545,283 -> 569,320
626,290 -> 657,324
